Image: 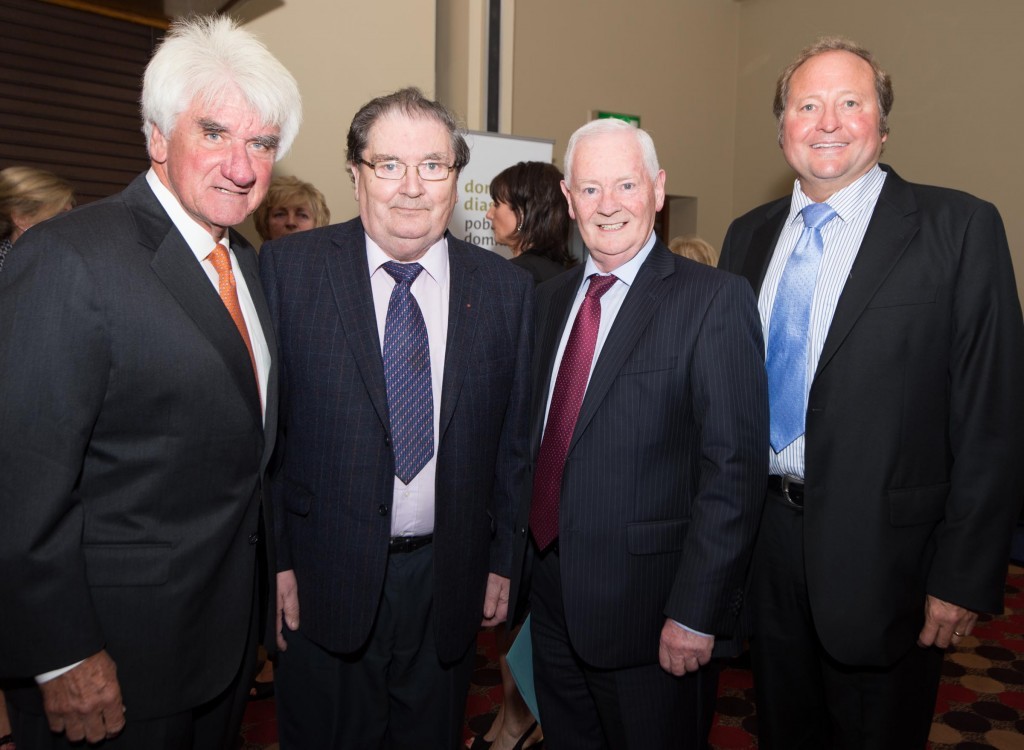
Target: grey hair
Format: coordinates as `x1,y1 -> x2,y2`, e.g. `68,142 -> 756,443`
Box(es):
345,87 -> 470,183
141,15 -> 302,159
563,118 -> 660,187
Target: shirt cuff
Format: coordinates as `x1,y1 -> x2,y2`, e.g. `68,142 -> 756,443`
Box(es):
670,619 -> 711,638
36,660 -> 85,684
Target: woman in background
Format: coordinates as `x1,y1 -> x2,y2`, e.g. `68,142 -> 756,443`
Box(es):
0,166 -> 75,273
486,161 -> 575,286
668,234 -> 718,266
254,174 -> 330,242
0,165 -> 75,750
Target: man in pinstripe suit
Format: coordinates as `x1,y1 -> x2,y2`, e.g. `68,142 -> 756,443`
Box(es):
509,118 -> 768,749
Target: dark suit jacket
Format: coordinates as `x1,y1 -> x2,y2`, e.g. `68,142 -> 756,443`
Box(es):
0,174 -> 277,719
510,241 -> 768,669
720,165 -> 1024,666
259,217 -> 532,662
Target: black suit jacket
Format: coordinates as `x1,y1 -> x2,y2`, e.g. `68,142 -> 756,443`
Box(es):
510,241 -> 768,668
259,217 -> 532,662
720,165 -> 1024,666
0,174 -> 277,718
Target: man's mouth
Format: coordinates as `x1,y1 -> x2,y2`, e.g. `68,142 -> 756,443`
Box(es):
811,142 -> 847,150
598,222 -> 625,231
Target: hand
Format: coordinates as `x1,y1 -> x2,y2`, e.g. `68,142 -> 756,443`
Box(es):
39,650 -> 125,743
659,620 -> 715,676
917,594 -> 978,649
481,573 -> 510,627
276,569 -> 301,651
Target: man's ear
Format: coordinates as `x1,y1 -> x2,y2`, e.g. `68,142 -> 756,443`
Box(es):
149,123 -> 169,164
561,180 -> 576,220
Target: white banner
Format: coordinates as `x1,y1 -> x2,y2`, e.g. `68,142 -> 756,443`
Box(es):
448,131 -> 555,258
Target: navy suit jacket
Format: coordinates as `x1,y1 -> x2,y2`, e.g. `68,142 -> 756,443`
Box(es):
260,217 -> 532,662
0,174 -> 277,719
510,241 -> 768,668
720,165 -> 1024,666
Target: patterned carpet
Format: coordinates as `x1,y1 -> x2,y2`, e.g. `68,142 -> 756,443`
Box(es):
241,563 -> 1024,749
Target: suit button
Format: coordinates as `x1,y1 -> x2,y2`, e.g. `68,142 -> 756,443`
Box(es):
248,532 -> 260,545
378,504 -> 389,516
519,526 -> 527,536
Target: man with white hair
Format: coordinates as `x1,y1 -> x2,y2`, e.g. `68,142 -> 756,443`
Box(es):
0,15 -> 300,749
508,118 -> 768,749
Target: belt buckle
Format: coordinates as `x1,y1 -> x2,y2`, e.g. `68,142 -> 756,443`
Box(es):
780,475 -> 804,510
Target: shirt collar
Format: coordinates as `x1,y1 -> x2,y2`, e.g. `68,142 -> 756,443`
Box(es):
365,231 -> 449,285
581,230 -> 657,286
788,164 -> 887,225
146,168 -> 229,259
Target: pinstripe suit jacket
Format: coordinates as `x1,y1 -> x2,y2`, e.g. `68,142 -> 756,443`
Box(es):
510,241 -> 768,669
260,218 -> 533,662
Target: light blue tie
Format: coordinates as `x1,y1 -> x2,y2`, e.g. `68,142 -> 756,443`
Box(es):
382,261 -> 434,483
766,202 -> 837,452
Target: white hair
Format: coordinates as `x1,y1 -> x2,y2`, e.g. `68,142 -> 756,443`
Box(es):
563,118 -> 660,187
141,15 -> 302,159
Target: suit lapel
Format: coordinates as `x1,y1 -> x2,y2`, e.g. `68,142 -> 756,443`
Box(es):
815,168 -> 919,376
532,267 -> 584,454
232,229 -> 277,464
569,244 -> 674,453
742,199 -> 789,294
136,178 -> 263,427
439,237 -> 480,442
325,220 -> 391,435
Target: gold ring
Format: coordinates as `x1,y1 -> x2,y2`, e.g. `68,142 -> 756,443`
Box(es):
953,630 -> 964,637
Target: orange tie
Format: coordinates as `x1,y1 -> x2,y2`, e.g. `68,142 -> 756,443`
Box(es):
207,244 -> 259,394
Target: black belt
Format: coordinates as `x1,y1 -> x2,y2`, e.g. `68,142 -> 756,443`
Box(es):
768,475 -> 804,509
389,534 -> 433,554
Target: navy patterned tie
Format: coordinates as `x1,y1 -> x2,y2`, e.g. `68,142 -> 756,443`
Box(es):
530,273 -> 618,551
382,261 -> 434,484
766,202 -> 837,452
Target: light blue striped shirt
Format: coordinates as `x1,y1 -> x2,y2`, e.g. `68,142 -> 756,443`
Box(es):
760,165 -> 887,478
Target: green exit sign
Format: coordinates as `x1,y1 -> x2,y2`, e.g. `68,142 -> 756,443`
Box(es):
593,110 -> 641,127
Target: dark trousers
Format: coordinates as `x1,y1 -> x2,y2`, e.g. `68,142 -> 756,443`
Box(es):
750,494 -> 944,750
276,543 -> 475,750
530,544 -> 718,750
7,591 -> 259,750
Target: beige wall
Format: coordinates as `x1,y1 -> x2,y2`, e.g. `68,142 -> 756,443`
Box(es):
510,0 -> 742,250
234,0 -> 436,245
735,0 -> 1024,302
231,0 -> 1024,305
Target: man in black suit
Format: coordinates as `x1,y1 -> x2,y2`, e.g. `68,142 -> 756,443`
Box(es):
0,16 -> 300,750
719,37 -> 1024,749
509,118 -> 768,749
260,88 -> 532,748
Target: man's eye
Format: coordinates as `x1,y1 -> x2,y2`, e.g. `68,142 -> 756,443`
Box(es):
843,99 -> 858,108
421,162 -> 441,172
622,183 -> 635,191
583,187 -> 598,196
379,162 -> 401,173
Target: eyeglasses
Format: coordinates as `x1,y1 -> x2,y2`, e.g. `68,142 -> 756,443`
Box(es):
358,159 -> 454,181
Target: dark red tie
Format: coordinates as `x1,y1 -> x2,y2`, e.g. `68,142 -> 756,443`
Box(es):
530,273 -> 618,551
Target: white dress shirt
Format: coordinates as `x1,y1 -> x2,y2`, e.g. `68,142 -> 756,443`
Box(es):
759,165 -> 887,479
367,236 -> 450,537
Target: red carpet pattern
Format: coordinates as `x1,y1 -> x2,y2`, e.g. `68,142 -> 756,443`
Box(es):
242,564 -> 1024,749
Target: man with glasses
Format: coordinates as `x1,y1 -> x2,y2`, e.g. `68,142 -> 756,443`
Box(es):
259,87 -> 533,748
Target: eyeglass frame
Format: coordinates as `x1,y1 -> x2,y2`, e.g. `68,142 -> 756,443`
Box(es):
357,158 -> 456,181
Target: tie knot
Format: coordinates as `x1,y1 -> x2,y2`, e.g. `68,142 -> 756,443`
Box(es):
801,202 -> 837,230
585,273 -> 617,299
207,244 -> 231,273
383,261 -> 425,286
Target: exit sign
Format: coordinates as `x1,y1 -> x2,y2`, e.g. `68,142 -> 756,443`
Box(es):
593,110 -> 641,127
